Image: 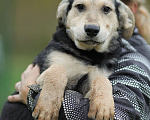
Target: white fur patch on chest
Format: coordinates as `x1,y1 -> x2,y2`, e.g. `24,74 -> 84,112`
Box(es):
45,51 -> 112,87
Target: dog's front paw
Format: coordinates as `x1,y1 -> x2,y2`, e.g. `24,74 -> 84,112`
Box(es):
32,90 -> 63,120
88,94 -> 114,120
33,64 -> 68,120
88,76 -> 114,120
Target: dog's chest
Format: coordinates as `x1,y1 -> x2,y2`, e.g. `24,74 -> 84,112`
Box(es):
45,51 -> 113,88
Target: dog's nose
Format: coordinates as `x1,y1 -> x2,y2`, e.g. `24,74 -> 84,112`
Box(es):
84,25 -> 100,38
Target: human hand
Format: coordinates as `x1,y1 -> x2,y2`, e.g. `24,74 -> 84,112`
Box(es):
8,64 -> 40,104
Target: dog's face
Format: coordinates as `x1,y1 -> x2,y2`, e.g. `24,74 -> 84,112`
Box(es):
57,0 -> 135,52
66,0 -> 119,52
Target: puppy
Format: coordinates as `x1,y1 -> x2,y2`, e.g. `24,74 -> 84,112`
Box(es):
32,0 -> 135,119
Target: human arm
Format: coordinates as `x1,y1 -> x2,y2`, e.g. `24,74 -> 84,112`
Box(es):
108,38 -> 150,120
109,55 -> 150,119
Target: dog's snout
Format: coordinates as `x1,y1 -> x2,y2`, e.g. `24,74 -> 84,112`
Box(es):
84,25 -> 100,38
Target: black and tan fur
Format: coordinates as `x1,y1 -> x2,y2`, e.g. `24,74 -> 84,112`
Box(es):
32,0 -> 135,119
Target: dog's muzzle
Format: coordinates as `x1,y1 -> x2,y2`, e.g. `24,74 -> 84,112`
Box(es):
84,25 -> 100,38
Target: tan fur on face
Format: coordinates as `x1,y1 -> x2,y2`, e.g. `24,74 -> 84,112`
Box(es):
57,0 -> 135,51
66,0 -> 119,52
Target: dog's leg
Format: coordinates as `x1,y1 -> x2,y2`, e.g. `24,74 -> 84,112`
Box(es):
88,76 -> 114,120
32,64 -> 68,120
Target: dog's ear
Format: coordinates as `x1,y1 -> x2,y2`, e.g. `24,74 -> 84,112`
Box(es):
116,0 -> 135,39
57,0 -> 71,27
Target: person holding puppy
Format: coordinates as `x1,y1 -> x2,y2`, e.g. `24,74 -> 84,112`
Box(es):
1,0 -> 150,120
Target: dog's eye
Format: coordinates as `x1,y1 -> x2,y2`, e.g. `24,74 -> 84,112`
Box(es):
75,4 -> 85,12
102,6 -> 112,14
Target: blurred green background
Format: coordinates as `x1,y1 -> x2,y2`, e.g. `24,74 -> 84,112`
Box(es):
0,0 -> 150,114
0,0 -> 60,113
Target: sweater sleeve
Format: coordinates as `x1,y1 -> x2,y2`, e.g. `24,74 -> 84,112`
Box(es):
109,39 -> 150,120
